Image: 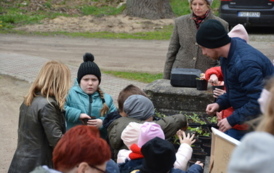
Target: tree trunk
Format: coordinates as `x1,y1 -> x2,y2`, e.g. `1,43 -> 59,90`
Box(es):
125,0 -> 174,19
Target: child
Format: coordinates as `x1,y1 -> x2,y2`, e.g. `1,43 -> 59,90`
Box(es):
65,52 -> 117,138
118,122 -> 165,173
119,122 -> 197,172
103,84 -> 147,129
103,85 -> 188,161
118,122 -> 165,163
131,137 -> 204,173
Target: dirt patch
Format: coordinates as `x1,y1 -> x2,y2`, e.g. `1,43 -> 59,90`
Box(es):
0,75 -> 30,173
15,14 -> 174,33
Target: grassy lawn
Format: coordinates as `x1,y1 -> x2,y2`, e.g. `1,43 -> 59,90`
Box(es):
103,71 -> 163,83
0,0 -> 220,40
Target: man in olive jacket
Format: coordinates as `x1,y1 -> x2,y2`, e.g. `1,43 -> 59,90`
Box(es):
103,86 -> 188,161
104,111 -> 187,161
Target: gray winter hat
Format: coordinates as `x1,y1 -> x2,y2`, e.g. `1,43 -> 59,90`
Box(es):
123,95 -> 155,120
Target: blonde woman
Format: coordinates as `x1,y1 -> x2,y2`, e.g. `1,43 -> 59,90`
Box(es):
8,61 -> 71,173
164,0 -> 228,79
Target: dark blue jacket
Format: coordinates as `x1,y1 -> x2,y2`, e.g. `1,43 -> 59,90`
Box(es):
217,38 -> 274,126
131,164 -> 203,173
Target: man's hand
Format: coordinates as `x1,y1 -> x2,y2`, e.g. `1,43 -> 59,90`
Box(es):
217,118 -> 232,132
213,88 -> 226,98
206,103 -> 219,116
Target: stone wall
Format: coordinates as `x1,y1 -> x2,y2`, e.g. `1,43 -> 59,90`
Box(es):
143,79 -> 214,116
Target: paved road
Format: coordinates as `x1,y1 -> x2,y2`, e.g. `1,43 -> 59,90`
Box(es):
0,34 -> 168,74
1,33 -> 273,73
1,33 -> 274,104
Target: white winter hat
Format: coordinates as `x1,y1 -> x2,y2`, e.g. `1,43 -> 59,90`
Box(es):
121,122 -> 142,149
188,0 -> 214,5
228,24 -> 249,42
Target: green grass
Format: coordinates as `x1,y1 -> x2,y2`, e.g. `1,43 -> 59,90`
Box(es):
3,24 -> 174,40
81,5 -> 125,16
0,0 -> 220,39
103,71 -> 163,83
0,6 -> 70,29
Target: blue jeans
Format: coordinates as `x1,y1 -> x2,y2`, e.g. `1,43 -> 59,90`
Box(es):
224,129 -> 248,141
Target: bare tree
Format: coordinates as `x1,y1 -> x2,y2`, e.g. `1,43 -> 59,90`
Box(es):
125,0 -> 174,19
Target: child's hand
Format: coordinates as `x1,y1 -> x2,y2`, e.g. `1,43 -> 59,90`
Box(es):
176,129 -> 182,137
195,161 -> 204,168
80,113 -> 91,125
87,118 -> 103,128
209,74 -> 218,85
177,130 -> 195,146
80,113 -> 91,120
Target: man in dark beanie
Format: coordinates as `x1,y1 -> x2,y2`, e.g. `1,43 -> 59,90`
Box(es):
196,19 -> 274,140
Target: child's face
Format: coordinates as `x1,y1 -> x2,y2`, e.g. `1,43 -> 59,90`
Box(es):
80,74 -> 99,94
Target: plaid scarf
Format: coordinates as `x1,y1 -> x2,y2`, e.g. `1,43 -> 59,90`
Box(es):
192,10 -> 210,29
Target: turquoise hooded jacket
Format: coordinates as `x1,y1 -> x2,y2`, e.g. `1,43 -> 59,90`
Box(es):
65,82 -> 117,137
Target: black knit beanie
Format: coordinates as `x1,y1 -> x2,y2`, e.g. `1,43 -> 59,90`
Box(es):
196,19 -> 231,49
77,53 -> 101,84
140,137 -> 176,173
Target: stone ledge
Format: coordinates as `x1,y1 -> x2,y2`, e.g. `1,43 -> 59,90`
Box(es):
144,79 -> 214,115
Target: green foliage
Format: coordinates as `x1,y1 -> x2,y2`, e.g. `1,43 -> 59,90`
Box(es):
31,24 -> 173,40
185,113 -> 206,125
0,9 -> 45,29
206,116 -> 217,124
211,0 -> 221,15
102,70 -> 162,83
44,2 -> 52,9
188,126 -> 211,136
0,5 -> 69,30
154,111 -> 167,118
170,0 -> 190,16
171,134 -> 180,145
81,5 -> 124,16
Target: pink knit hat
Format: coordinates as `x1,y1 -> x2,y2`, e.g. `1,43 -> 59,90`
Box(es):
228,24 -> 249,42
137,122 -> 165,147
121,122 -> 142,149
